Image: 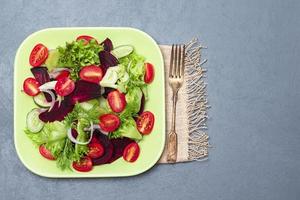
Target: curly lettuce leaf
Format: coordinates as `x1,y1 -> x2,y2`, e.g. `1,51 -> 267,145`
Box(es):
119,51 -> 146,88
57,39 -> 103,79
64,103 -> 100,128
120,87 -> 142,118
109,117 -> 142,140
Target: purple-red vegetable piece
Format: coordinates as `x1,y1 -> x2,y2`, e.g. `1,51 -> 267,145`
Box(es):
31,67 -> 53,102
39,100 -> 74,122
64,80 -> 102,105
31,67 -> 50,85
108,137 -> 134,163
92,130 -> 113,165
99,51 -> 118,73
100,38 -> 113,51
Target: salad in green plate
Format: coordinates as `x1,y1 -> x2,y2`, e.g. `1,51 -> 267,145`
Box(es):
22,35 -> 155,172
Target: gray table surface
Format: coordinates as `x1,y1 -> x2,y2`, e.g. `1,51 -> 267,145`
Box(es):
1,0 -> 300,199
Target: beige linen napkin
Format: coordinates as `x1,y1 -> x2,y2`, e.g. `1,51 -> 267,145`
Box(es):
158,39 -> 210,163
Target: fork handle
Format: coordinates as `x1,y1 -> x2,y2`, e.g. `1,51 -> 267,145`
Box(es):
167,131 -> 177,163
167,91 -> 178,163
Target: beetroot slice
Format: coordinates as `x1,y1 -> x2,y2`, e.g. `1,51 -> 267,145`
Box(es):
31,67 -> 50,85
31,67 -> 52,102
100,38 -> 113,51
108,137 -> 134,163
39,100 -> 74,122
64,80 -> 101,105
92,130 -> 113,165
99,51 -> 118,73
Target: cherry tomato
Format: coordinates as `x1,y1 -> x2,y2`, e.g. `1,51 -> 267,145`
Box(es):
79,65 -> 103,83
72,156 -> 93,172
23,77 -> 40,96
76,35 -> 98,45
55,77 -> 75,96
123,142 -> 140,163
55,70 -> 70,80
39,145 -> 55,160
29,43 -> 48,67
107,90 -> 126,113
144,63 -> 155,84
136,111 -> 155,135
87,143 -> 104,159
99,114 -> 120,132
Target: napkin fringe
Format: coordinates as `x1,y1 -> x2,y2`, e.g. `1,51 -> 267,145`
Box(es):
185,38 -> 210,161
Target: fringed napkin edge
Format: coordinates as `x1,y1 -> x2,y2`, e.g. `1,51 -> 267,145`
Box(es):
184,38 -> 210,161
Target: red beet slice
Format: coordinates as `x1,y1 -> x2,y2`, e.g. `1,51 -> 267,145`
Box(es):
71,129 -> 78,139
108,137 -> 134,163
64,80 -> 102,105
92,130 -> 113,165
100,38 -> 113,51
31,67 -> 53,102
31,67 -> 50,85
39,100 -> 74,122
99,51 -> 118,73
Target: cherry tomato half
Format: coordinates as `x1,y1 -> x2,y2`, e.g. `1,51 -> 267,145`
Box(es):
39,145 -> 55,160
72,156 -> 93,172
123,142 -> 140,163
99,114 -> 120,132
79,65 -> 103,83
144,63 -> 155,84
87,143 -> 104,159
55,77 -> 75,96
23,77 -> 40,96
55,70 -> 70,80
76,35 -> 98,45
29,43 -> 48,67
107,90 -> 126,113
136,111 -> 155,135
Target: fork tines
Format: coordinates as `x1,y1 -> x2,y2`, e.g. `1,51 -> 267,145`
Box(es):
169,44 -> 185,78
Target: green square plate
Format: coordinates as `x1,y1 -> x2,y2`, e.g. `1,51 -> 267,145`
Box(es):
14,27 -> 165,178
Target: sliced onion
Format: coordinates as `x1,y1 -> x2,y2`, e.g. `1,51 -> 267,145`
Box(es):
37,108 -> 48,113
57,95 -> 63,107
84,124 -> 109,135
39,81 -> 57,91
49,68 -> 71,79
67,121 -> 94,145
40,89 -> 56,112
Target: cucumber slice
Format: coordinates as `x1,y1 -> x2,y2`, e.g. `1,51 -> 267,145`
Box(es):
26,108 -> 45,133
111,45 -> 134,58
45,49 -> 60,71
33,93 -> 51,108
79,99 -> 99,111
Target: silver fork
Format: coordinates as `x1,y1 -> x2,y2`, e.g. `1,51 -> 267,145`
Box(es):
167,44 -> 185,163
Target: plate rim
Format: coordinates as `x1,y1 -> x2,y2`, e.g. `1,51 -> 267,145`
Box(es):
14,27 -> 165,178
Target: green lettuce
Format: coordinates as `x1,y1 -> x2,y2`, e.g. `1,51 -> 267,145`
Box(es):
119,51 -> 146,89
74,119 -> 90,160
109,117 -> 142,140
57,39 -> 103,79
121,87 -> 142,117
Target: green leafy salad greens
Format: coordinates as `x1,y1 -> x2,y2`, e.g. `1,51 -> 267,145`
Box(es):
25,104 -> 100,170
57,39 -> 103,80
